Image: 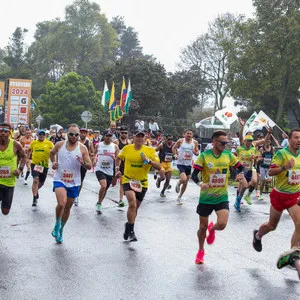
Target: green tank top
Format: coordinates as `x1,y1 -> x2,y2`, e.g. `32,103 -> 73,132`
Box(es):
0,139 -> 17,187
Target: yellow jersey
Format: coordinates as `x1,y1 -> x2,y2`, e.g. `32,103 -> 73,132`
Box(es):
30,139 -> 54,168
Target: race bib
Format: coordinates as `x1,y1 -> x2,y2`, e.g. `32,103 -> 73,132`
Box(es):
288,170 -> 300,185
263,157 -> 272,165
165,154 -> 173,162
34,165 -> 44,173
24,144 -> 30,150
101,160 -> 110,168
129,179 -> 142,193
0,166 -> 11,178
62,169 -> 75,183
183,151 -> 192,160
209,174 -> 226,187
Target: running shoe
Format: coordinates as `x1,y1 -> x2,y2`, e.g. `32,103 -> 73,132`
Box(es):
160,192 -> 166,198
258,194 -> 263,200
128,231 -> 138,242
24,179 -> 28,185
56,230 -> 63,244
96,203 -> 102,214
123,223 -> 130,240
206,222 -> 215,245
244,194 -> 252,205
176,196 -> 183,205
156,179 -> 161,189
252,229 -> 262,252
118,200 -> 125,207
175,182 -> 181,193
167,185 -> 172,190
154,173 -> 157,180
234,197 -> 241,212
51,224 -> 60,238
74,197 -> 79,206
195,250 -> 205,264
32,198 -> 38,207
36,192 -> 39,200
277,247 -> 300,269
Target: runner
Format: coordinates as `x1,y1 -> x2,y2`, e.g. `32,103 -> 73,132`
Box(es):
115,130 -> 161,242
28,129 -> 54,207
0,123 -> 26,215
172,129 -> 199,205
155,134 -> 174,197
75,128 -> 94,206
191,130 -> 246,264
113,126 -> 131,206
94,130 -> 119,214
19,128 -> 33,185
253,129 -> 300,259
13,123 -> 26,141
50,123 -> 92,243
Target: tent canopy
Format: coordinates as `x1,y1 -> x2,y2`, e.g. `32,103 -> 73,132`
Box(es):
195,116 -> 230,129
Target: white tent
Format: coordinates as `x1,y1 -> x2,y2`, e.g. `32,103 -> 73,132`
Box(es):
195,116 -> 230,129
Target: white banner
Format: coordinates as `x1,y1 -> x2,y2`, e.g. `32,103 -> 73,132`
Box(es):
215,108 -> 238,126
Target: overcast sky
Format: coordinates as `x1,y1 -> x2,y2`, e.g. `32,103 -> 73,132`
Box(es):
1,0 -> 255,72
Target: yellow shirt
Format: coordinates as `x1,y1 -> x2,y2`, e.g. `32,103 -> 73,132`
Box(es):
236,145 -> 259,169
118,144 -> 159,188
30,139 -> 54,168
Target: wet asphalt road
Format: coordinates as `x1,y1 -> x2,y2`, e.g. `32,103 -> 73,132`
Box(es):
0,171 -> 300,300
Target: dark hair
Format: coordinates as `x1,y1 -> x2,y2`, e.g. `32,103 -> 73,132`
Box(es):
0,122 -> 12,130
68,123 -> 79,129
184,128 -> 194,134
288,128 -> 300,138
211,130 -> 227,140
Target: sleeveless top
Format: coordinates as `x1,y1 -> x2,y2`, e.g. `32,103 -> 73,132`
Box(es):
159,142 -> 174,163
53,141 -> 82,187
177,140 -> 194,166
0,139 -> 17,187
95,142 -> 116,176
118,139 -> 128,150
260,146 -> 274,168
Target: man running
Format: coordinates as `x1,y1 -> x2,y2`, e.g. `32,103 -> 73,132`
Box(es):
113,126 -> 131,206
50,124 -> 92,243
155,134 -> 174,197
28,129 -> 54,206
115,130 -> 161,242
253,128 -> 300,256
19,128 -> 33,185
191,130 -> 246,264
0,123 -> 26,215
172,129 -> 199,205
94,130 -> 119,214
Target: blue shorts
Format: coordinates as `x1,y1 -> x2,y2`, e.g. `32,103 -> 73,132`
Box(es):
53,181 -> 80,199
245,170 -> 253,182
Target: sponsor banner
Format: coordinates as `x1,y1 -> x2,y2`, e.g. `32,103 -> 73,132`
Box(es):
0,82 -> 4,105
7,79 -> 32,126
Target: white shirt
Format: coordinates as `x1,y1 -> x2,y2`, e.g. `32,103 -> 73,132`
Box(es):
135,120 -> 144,131
149,122 -> 159,131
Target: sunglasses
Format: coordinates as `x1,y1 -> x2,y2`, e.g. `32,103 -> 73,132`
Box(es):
216,140 -> 229,146
0,127 -> 10,132
121,132 -> 128,134
68,132 -> 79,137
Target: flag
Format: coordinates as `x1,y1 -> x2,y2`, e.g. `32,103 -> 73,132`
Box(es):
124,79 -> 132,114
108,81 -> 116,111
101,80 -> 110,110
114,105 -> 123,121
120,77 -> 127,111
247,110 -> 276,134
110,110 -> 115,122
215,108 -> 238,127
243,112 -> 257,137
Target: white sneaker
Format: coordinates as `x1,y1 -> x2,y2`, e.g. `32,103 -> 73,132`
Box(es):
176,197 -> 183,205
24,179 -> 28,185
74,197 -> 79,206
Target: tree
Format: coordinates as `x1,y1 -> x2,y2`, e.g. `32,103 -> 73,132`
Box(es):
180,13 -> 244,112
37,72 -> 102,128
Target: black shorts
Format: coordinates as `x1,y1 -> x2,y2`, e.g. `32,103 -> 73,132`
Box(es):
123,183 -> 147,202
245,170 -> 253,182
0,184 -> 14,210
196,201 -> 229,217
95,171 -> 113,189
80,166 -> 87,183
31,164 -> 48,184
120,161 -> 125,174
177,164 -> 192,176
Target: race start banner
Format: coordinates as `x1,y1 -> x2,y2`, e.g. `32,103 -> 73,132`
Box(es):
5,79 -> 32,127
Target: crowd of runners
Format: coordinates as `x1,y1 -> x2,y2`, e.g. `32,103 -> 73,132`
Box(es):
1,118 -> 300,275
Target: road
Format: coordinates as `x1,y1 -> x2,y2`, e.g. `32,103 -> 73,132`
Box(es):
0,171 -> 299,300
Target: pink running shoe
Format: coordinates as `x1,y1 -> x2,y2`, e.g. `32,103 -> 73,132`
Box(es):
206,222 -> 215,245
195,250 -> 205,264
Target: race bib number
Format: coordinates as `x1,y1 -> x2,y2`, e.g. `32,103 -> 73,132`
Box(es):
101,160 -> 110,168
24,144 -> 30,150
183,151 -> 192,160
165,154 -> 173,162
34,165 -> 44,173
62,169 -> 75,183
263,157 -> 272,165
129,180 -> 142,193
288,170 -> 300,185
0,166 -> 11,178
209,174 -> 226,187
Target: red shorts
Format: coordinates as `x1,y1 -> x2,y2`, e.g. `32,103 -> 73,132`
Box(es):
270,188 -> 300,212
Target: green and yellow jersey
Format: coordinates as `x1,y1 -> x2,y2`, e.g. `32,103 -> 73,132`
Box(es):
236,145 -> 259,170
30,139 -> 54,168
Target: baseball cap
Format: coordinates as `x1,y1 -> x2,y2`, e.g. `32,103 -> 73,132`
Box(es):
38,129 -> 46,135
134,130 -> 145,137
102,130 -> 113,136
80,128 -> 88,132
245,135 -> 253,141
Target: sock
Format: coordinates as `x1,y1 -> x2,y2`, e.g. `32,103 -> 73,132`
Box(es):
60,221 -> 65,233
127,223 -> 134,232
256,232 -> 261,240
248,185 -> 255,193
25,171 -> 30,180
236,196 -> 241,203
55,217 -> 61,228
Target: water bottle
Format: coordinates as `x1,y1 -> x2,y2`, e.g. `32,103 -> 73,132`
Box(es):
140,152 -> 148,165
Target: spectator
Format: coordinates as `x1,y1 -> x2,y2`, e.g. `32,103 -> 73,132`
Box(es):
149,119 -> 159,137
135,119 -> 145,131
280,131 -> 288,148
